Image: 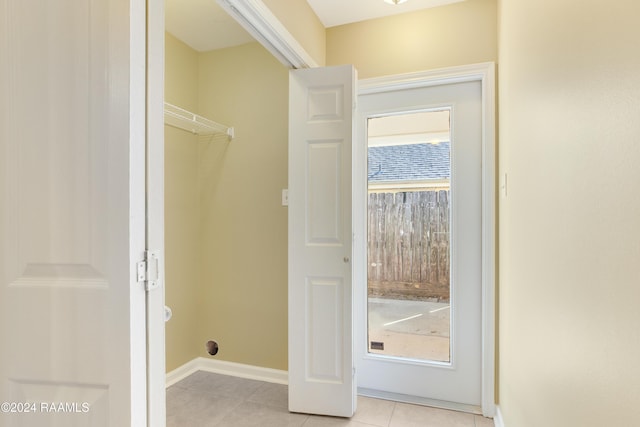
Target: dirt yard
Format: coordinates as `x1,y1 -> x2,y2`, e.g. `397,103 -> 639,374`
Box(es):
368,280 -> 450,302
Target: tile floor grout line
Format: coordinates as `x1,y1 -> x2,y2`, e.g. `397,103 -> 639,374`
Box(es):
387,401 -> 397,427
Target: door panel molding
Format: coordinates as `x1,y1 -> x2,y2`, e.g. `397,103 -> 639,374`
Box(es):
288,65 -> 356,418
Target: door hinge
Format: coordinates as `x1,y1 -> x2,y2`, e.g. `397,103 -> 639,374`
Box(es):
137,250 -> 160,291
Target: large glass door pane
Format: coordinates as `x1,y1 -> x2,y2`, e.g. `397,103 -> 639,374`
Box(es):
367,110 -> 451,363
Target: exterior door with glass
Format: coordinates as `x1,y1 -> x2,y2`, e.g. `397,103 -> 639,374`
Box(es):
354,77 -> 484,411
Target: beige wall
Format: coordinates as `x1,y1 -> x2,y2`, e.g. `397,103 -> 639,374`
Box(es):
164,33 -> 202,372
196,43 -> 289,370
165,38 -> 289,371
165,39 -> 289,372
498,0 -> 640,425
263,0 -> 326,66
326,0 -> 497,79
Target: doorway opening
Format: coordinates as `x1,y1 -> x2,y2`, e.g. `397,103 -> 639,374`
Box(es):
366,110 -> 451,363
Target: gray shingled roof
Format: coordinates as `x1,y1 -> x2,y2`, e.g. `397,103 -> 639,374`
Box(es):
368,142 -> 450,182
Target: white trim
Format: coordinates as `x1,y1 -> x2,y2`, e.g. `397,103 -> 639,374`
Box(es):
359,62 -> 497,418
494,405 -> 505,427
216,0 -> 318,69
368,131 -> 450,147
479,63 -> 497,419
166,358 -> 289,388
368,180 -> 450,192
359,387 -> 481,415
130,0 -> 150,424
359,63 -> 495,94
146,0 -> 167,426
166,358 -> 202,388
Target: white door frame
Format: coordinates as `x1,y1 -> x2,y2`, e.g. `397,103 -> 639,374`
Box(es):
147,0 -> 166,425
357,64 -> 496,417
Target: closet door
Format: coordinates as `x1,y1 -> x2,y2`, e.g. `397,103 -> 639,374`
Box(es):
0,0 -> 155,425
288,65 -> 356,417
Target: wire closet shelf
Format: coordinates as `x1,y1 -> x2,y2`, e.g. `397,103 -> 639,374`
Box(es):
164,102 -> 235,139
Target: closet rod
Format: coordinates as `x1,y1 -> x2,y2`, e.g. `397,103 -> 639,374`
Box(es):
164,102 -> 234,139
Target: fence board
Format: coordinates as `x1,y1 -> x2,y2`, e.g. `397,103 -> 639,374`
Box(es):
368,190 -> 450,301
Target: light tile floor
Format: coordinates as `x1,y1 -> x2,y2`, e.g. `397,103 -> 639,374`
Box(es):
167,371 -> 494,427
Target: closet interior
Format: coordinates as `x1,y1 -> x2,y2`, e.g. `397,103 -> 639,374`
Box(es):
163,7 -> 290,380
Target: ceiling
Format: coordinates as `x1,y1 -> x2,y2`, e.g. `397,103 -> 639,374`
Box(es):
307,0 -> 464,28
165,0 -> 254,52
166,0 -> 465,53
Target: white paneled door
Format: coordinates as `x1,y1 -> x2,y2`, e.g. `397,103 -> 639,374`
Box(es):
0,0 -> 163,425
288,65 -> 357,417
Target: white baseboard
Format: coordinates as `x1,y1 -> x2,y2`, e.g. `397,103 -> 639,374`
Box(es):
165,358 -> 202,387
166,357 -> 288,388
493,405 -> 505,427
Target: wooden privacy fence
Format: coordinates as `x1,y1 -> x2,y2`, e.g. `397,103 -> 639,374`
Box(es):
368,190 -> 450,301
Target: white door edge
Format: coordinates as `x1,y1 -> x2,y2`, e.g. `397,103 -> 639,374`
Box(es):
357,62 -> 496,418
146,0 -> 166,425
